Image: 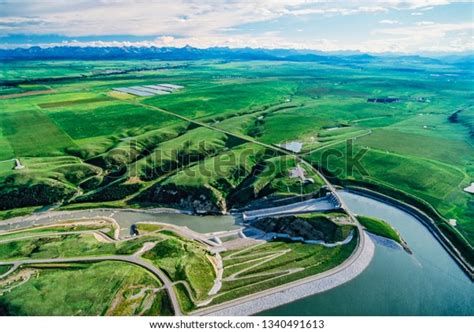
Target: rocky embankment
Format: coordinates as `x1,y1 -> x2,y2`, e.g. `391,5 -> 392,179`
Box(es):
139,183 -> 227,214
253,213 -> 354,243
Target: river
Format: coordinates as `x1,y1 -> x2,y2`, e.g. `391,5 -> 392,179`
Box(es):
0,209 -> 240,237
260,191 -> 473,315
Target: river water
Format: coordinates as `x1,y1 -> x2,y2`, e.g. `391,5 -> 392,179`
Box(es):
260,191 -> 473,315
0,209 -> 240,237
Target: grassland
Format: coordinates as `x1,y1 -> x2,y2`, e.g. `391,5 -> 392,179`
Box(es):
0,265 -> 11,275
0,261 -> 172,316
142,236 -> 215,301
0,59 -> 472,266
0,232 -> 125,261
0,219 -> 117,241
357,215 -> 402,244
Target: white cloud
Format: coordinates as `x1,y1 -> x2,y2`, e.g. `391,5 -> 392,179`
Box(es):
0,1 -> 471,53
375,22 -> 472,37
411,12 -> 424,15
416,21 -> 435,25
379,19 -> 399,24
0,1 -> 459,37
372,21 -> 474,52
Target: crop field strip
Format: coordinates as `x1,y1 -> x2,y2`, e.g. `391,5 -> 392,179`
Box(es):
0,109 -> 78,156
37,96 -> 114,108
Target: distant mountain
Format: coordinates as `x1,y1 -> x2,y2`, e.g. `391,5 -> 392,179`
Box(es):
0,45 -> 379,63
1,45 -> 464,68
0,46 -> 352,61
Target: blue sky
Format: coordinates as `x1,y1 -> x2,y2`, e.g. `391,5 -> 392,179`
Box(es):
0,1 -> 472,53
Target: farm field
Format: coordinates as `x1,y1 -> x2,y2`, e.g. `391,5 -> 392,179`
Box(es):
0,58 -> 472,268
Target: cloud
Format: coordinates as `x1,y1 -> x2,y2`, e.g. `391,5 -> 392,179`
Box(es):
411,12 -> 424,15
372,21 -> 473,52
375,21 -> 472,37
416,21 -> 435,25
0,1 -> 458,37
379,19 -> 399,24
0,1 -> 471,53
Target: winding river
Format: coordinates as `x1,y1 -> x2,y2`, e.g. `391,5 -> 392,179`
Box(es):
260,191 -> 474,316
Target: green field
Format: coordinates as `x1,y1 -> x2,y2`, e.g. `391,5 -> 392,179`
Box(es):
357,215 -> 403,244
0,110 -> 77,156
0,261 -> 171,316
0,59 -> 472,265
142,236 -> 215,302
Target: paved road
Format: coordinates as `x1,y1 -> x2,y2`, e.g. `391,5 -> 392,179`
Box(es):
0,255 -> 183,316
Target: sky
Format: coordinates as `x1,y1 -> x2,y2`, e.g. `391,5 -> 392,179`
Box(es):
0,0 -> 473,54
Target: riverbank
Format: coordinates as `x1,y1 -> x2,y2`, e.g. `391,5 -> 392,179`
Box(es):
193,230 -> 374,316
0,207 -> 240,237
0,207 -> 192,226
344,187 -> 473,280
